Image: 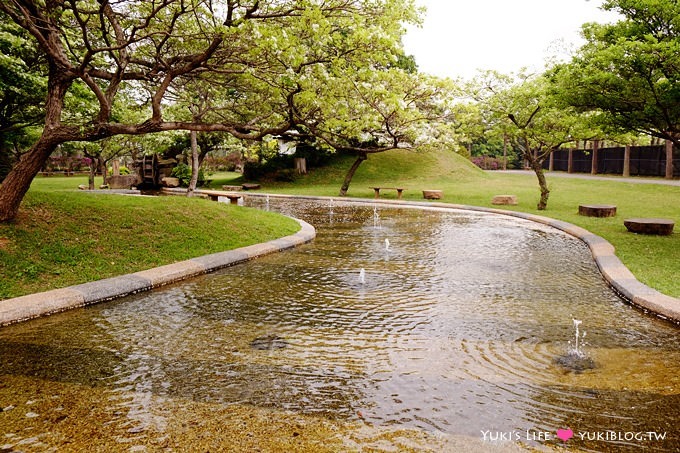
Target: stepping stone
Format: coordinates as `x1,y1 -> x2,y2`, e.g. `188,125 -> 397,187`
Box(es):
422,189 -> 443,200
579,204 -> 617,217
492,195 -> 517,205
623,218 -> 674,235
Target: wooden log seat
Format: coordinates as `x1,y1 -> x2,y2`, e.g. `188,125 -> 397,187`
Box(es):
491,195 -> 518,205
370,187 -> 405,199
623,218 -> 675,235
422,190 -> 443,200
578,204 -> 617,217
241,183 -> 261,190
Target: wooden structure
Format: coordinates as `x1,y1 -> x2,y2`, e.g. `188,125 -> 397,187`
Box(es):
370,187 -> 405,199
578,204 -> 617,217
623,218 -> 675,235
135,155 -> 178,188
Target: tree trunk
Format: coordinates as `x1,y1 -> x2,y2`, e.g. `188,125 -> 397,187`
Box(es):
0,135 -> 61,222
665,139 -> 674,179
591,139 -> 599,175
339,153 -> 367,196
531,159 -> 550,210
88,162 -> 96,190
99,159 -> 107,187
187,130 -> 200,197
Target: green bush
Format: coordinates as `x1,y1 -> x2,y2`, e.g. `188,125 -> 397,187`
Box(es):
170,163 -> 208,187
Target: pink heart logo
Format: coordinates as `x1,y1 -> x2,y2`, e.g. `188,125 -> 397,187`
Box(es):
556,429 -> 574,441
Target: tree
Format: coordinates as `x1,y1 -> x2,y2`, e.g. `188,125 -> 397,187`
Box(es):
0,12 -> 45,181
552,0 -> 680,148
298,70 -> 461,195
0,0 -> 420,222
473,71 -> 595,210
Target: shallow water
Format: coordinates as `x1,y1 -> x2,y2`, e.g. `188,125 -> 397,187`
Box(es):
1,198 -> 679,452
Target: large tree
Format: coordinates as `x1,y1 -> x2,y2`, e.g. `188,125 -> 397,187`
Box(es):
552,0 -> 680,148
0,13 -> 45,181
473,71 -> 595,210
0,0 -> 419,222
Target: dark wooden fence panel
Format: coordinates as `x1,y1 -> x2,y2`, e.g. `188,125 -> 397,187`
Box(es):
544,145 -> 679,177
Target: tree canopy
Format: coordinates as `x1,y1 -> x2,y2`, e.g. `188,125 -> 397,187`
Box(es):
0,0 -> 442,221
551,0 -> 680,146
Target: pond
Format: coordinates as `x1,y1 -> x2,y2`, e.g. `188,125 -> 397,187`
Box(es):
1,197 -> 678,452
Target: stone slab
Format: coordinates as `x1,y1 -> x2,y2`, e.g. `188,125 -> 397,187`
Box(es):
624,218 -> 675,235
0,288 -> 85,325
579,204 -> 617,217
134,261 -> 207,287
491,195 -> 518,205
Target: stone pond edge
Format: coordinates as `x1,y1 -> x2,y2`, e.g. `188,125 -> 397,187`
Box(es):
0,217 -> 316,327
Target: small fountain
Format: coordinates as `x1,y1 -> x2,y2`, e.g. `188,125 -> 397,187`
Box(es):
554,318 -> 596,373
384,238 -> 390,251
265,194 -> 270,211
359,268 -> 366,284
373,205 -> 381,229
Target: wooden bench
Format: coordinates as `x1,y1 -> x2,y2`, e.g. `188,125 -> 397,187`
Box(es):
623,218 -> 674,235
579,204 -> 617,217
370,187 -> 405,199
207,193 -> 242,205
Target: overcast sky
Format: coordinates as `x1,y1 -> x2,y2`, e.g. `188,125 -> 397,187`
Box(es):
402,0 -> 621,80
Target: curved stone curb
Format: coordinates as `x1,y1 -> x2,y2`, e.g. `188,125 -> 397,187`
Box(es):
244,193 -> 680,324
0,218 -> 315,327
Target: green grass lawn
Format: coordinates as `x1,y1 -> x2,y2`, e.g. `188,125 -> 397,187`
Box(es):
0,176 -> 300,300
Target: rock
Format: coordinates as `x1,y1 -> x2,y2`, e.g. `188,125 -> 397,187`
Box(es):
422,190 -> 443,200
161,177 -> 180,188
108,174 -> 141,189
492,195 -> 518,205
554,353 -> 597,373
250,335 -> 288,350
242,183 -> 261,190
624,218 -> 675,235
579,204 -> 617,217
78,184 -> 87,190
222,185 -> 242,191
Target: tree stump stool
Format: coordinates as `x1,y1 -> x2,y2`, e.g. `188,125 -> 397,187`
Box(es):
578,204 -> 617,217
491,195 -> 518,205
623,218 -> 675,235
422,189 -> 443,200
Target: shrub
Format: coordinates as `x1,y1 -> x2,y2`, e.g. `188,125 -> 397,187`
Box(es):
170,163 -> 208,187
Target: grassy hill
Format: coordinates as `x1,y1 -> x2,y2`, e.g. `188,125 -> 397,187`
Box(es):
222,148 -> 486,198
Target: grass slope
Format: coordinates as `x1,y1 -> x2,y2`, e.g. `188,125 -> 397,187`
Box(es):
0,179 -> 300,300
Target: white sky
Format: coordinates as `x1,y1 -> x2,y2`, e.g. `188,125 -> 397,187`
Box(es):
402,0 -> 621,80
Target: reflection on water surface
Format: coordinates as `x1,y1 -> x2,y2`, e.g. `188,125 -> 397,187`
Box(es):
1,198 -> 678,452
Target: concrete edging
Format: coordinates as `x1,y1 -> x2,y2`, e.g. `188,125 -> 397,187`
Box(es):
0,218 -> 316,326
243,193 -> 680,324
